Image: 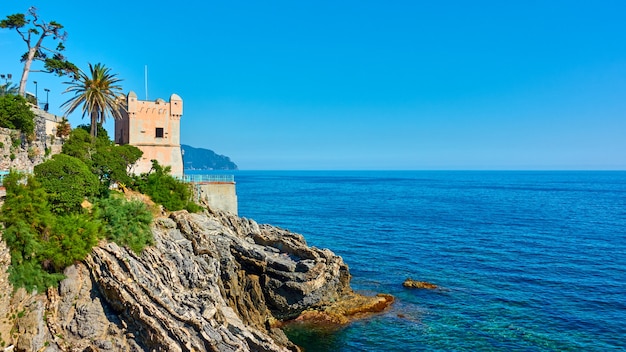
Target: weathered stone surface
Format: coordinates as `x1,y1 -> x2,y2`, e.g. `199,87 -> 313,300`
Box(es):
84,212 -> 292,352
0,122 -> 63,173
0,207 -> 392,351
403,278 -> 438,289
287,293 -> 395,326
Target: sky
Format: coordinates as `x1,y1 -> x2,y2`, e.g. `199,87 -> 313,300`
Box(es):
1,1 -> 625,170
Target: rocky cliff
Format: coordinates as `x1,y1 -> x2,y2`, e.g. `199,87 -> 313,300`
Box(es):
0,208 -> 391,351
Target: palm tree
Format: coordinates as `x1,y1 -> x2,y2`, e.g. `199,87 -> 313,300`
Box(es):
0,82 -> 19,96
61,63 -> 124,138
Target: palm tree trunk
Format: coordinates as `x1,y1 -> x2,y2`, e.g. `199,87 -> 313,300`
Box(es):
91,110 -> 99,137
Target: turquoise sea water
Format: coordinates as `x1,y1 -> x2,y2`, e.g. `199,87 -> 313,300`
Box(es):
200,170 -> 626,351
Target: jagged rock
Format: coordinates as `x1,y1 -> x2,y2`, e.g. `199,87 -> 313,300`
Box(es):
1,208 -> 393,351
403,278 -> 438,289
15,298 -> 50,352
287,293 -> 395,326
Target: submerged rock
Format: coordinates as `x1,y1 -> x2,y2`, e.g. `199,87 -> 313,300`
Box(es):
1,208 -> 392,351
403,278 -> 438,289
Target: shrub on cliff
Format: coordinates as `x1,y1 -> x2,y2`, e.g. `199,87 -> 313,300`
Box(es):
94,195 -> 153,253
46,214 -> 100,271
1,170 -> 154,291
134,160 -> 201,212
0,94 -> 35,135
34,154 -> 101,214
0,171 -> 99,291
0,172 -> 55,285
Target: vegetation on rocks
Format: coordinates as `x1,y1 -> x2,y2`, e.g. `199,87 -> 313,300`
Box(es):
0,94 -> 35,135
0,163 -> 155,292
0,171 -> 80,291
93,195 -> 153,254
0,120 -> 205,291
134,159 -> 202,212
0,125 -> 163,291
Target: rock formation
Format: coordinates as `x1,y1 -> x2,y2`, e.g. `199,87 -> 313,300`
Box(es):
0,208 -> 392,351
402,278 -> 438,289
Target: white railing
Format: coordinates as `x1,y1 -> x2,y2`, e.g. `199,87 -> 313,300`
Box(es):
180,174 -> 235,183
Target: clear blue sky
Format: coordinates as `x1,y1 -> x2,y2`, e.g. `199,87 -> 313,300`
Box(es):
1,1 -> 625,170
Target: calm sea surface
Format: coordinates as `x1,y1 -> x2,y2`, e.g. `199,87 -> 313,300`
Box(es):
200,170 -> 626,351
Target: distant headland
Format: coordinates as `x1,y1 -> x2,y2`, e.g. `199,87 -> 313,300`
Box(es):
182,144 -> 238,170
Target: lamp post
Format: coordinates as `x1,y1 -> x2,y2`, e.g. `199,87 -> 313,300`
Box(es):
0,73 -> 11,84
44,88 -> 50,111
33,80 -> 38,106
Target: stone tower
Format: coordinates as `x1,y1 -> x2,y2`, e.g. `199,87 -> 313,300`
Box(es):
115,91 -> 183,177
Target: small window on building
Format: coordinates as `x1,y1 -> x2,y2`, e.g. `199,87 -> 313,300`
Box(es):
155,127 -> 164,138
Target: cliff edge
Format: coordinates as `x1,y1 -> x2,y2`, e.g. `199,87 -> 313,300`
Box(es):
0,208 -> 391,351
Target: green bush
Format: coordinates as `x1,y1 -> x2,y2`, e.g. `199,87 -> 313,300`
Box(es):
94,195 -> 153,253
45,214 -> 100,271
0,121 -> 165,291
34,154 -> 100,214
134,160 -> 201,212
91,143 -> 142,187
0,94 -> 35,135
6,260 -> 65,293
61,128 -> 94,162
0,171 -> 64,291
0,171 -> 105,291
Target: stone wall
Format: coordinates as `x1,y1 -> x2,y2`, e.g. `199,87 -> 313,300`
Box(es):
0,125 -> 62,173
196,182 -> 239,215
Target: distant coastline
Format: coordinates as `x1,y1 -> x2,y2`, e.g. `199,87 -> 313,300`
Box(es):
181,144 -> 238,170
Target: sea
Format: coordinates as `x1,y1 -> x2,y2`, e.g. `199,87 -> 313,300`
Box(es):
195,170 -> 626,351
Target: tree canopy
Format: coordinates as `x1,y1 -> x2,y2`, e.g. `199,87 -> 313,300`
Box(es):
0,93 -> 35,135
62,127 -> 143,189
0,7 -> 77,96
34,153 -> 101,214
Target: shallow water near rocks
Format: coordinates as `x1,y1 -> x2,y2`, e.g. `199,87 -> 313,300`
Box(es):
194,170 -> 626,351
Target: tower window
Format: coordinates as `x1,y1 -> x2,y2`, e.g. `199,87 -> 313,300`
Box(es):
155,128 -> 164,138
